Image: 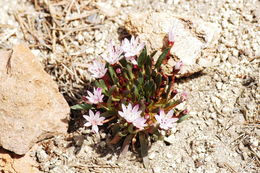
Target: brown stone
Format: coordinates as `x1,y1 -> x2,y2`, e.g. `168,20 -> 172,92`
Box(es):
0,44 -> 70,155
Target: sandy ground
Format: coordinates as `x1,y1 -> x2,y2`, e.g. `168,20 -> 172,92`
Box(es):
0,0 -> 259,173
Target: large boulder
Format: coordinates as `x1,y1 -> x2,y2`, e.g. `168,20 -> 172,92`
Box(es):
0,44 -> 70,155
125,11 -> 220,76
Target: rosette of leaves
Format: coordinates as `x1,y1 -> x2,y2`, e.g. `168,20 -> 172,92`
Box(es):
72,47 -> 188,166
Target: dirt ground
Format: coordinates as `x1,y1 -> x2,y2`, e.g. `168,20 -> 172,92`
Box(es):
0,0 -> 259,173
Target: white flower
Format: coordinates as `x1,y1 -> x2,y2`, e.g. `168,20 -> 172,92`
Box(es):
155,109 -> 178,130
132,117 -> 147,130
83,110 -> 105,133
103,41 -> 123,64
118,103 -> 146,129
86,87 -> 104,104
88,60 -> 107,78
121,36 -> 145,65
118,103 -> 142,123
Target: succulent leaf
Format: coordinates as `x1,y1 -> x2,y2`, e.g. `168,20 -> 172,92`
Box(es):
108,85 -> 117,96
70,103 -> 92,110
155,48 -> 170,70
95,79 -> 108,95
108,65 -> 119,84
177,114 -> 189,123
126,64 -> 134,80
155,74 -> 162,90
137,46 -> 147,67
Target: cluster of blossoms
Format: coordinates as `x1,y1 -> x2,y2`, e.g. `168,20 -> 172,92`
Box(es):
72,27 -> 188,160
88,36 -> 145,78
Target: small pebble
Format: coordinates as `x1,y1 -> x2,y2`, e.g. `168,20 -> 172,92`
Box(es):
216,82 -> 222,90
153,167 -> 161,173
166,153 -> 173,159
149,152 -> 156,160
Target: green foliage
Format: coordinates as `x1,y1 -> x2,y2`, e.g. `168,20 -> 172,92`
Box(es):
155,48 -> 170,70
72,43 -> 188,164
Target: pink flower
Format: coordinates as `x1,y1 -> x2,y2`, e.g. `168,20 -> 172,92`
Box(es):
133,117 -> 147,130
121,36 -> 145,65
174,61 -> 183,71
155,109 -> 178,130
103,41 -> 123,64
83,110 -> 105,133
168,27 -> 175,43
118,103 -> 146,129
180,91 -> 188,101
86,88 -> 104,104
89,60 -> 107,78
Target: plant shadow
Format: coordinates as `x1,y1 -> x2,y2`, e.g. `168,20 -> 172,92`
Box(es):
65,130 -> 144,164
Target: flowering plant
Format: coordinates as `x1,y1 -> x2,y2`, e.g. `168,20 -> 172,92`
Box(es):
72,31 -> 189,165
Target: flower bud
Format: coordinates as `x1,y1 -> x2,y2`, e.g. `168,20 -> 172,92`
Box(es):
82,96 -> 88,102
133,65 -> 138,69
181,91 -> 188,102
168,41 -> 174,47
144,114 -> 150,119
172,89 -> 178,94
174,61 -> 183,71
116,68 -> 121,74
183,109 -> 189,114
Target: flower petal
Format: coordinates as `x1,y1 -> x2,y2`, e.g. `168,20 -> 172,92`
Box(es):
83,115 -> 90,121
92,125 -> 99,133
84,122 -> 91,127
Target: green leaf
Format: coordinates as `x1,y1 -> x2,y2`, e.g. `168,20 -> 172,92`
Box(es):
139,99 -> 146,112
137,47 -> 147,67
95,79 -> 108,95
133,85 -> 139,99
155,74 -> 162,89
144,79 -> 156,98
71,103 -> 92,110
177,114 -> 189,123
146,55 -> 152,67
164,100 -> 181,111
118,131 -> 128,137
137,71 -> 144,85
126,64 -> 134,80
155,48 -> 170,70
165,80 -> 172,100
150,50 -> 157,58
108,65 -> 119,84
145,64 -> 151,78
122,67 -> 130,80
111,96 -> 121,101
119,58 -> 127,67
139,132 -> 150,168
101,110 -> 117,117
108,85 -> 117,96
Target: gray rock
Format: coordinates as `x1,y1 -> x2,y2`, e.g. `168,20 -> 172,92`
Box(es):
164,134 -> 177,144
36,148 -> 49,163
125,11 -> 220,77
